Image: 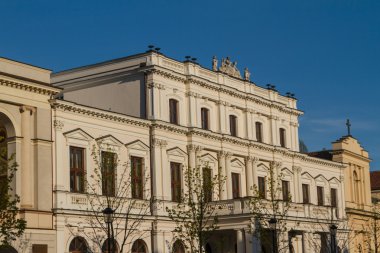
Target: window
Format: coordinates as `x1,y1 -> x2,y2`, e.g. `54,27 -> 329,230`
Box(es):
69,237 -> 88,253
132,239 -> 147,253
173,240 -> 185,253
282,180 -> 290,201
229,115 -> 237,136
202,167 -> 212,202
232,173 -> 240,199
279,128 -> 286,147
258,176 -> 266,199
131,156 -> 144,199
169,99 -> 179,124
201,108 -> 210,130
171,162 -> 182,202
0,126 -> 7,197
331,188 -> 338,207
102,238 -> 119,253
70,146 -> 85,193
32,245 -> 47,253
317,186 -> 324,206
302,184 -> 310,204
101,151 -> 116,196
255,122 -> 263,142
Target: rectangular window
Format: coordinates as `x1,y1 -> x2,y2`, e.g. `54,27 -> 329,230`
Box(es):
101,151 -> 116,196
229,115 -> 237,137
169,99 -> 178,124
258,176 -> 266,199
317,186 -> 324,206
331,188 -> 337,207
171,162 -> 182,202
302,184 -> 310,204
32,244 -> 47,253
201,108 -> 209,130
232,173 -> 240,199
202,167 -> 212,202
131,156 -> 144,199
279,128 -> 286,147
255,122 -> 263,142
282,180 -> 290,201
70,146 -> 85,193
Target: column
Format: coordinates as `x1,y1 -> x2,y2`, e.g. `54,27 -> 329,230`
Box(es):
225,152 -> 233,199
292,166 -> 301,203
187,144 -> 196,169
246,156 -> 254,197
270,115 -> 277,146
152,138 -> 164,199
245,229 -> 254,253
187,92 -> 197,127
236,229 -> 245,253
245,109 -> 253,139
20,106 -> 34,208
218,151 -> 227,200
53,119 -> 65,191
252,157 -> 259,188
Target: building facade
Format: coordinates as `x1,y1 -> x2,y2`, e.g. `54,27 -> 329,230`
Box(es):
0,51 -> 357,253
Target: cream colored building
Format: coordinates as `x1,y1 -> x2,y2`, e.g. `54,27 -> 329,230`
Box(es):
50,51 -> 347,253
0,58 -> 61,253
310,135 -> 373,252
0,51 -> 355,253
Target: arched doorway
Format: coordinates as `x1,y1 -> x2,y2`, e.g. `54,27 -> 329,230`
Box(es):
172,240 -> 185,253
69,236 -> 89,253
131,239 -> 147,253
102,238 -> 119,253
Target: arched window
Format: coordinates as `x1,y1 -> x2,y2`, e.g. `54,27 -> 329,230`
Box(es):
69,236 -> 89,253
131,239 -> 147,253
102,238 -> 119,253
229,115 -> 237,137
172,240 -> 185,253
255,122 -> 263,142
169,99 -> 179,124
279,128 -> 286,147
201,108 -> 210,130
0,124 -> 7,189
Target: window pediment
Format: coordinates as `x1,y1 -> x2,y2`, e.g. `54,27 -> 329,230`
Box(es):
63,128 -> 93,141
96,135 -> 123,148
125,140 -> 149,151
167,147 -> 187,157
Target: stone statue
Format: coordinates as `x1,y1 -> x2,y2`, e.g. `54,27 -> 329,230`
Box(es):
212,56 -> 218,71
219,56 -> 241,78
244,67 -> 250,81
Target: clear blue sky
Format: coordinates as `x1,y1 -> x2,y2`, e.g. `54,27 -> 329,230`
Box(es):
1,0 -> 379,169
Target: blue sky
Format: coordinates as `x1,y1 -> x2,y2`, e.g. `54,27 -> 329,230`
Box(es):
1,0 -> 379,169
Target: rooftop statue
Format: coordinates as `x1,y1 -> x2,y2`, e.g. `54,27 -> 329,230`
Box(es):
218,56 -> 242,79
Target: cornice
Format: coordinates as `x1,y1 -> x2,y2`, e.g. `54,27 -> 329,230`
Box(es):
50,99 -> 151,128
0,77 -> 61,96
330,149 -> 371,163
150,69 -> 302,117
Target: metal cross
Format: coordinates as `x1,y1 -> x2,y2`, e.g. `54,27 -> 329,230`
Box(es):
346,119 -> 351,136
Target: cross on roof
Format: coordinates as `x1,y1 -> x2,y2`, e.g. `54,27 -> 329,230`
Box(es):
346,119 -> 351,136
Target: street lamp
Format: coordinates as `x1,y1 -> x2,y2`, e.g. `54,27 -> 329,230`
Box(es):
103,206 -> 114,253
330,224 -> 338,253
268,218 -> 278,253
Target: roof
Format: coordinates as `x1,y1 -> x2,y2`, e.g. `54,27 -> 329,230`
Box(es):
308,150 -> 333,161
370,171 -> 380,191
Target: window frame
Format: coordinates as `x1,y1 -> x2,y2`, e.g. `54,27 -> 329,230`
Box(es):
282,180 -> 290,201
201,107 -> 210,130
331,188 -> 338,208
255,122 -> 263,142
229,115 -> 238,137
169,99 -> 179,125
101,151 -> 117,197
279,128 -> 286,148
69,146 -> 86,193
131,156 -> 144,199
232,172 -> 240,199
171,162 -> 182,202
202,167 -> 212,202
258,176 -> 266,199
302,184 -> 310,204
317,186 -> 324,206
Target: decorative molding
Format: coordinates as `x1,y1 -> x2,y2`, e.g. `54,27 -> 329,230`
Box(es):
0,78 -> 60,96
53,120 -> 64,131
292,166 -> 302,174
152,138 -> 167,148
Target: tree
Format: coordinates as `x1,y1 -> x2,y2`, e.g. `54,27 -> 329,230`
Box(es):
67,142 -> 152,253
0,133 -> 26,247
166,165 -> 225,253
360,203 -> 380,253
248,161 -> 293,253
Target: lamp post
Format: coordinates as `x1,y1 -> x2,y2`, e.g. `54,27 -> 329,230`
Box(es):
269,218 -> 278,253
330,224 -> 338,253
103,206 -> 114,253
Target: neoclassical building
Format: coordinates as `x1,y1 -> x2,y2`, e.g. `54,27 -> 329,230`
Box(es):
1,50 -> 369,253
